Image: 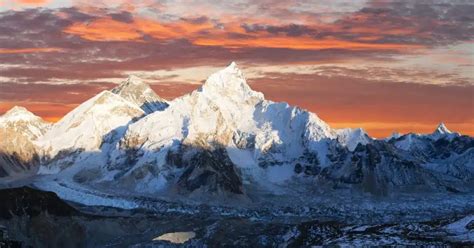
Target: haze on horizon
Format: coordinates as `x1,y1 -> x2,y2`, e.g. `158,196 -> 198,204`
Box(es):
0,0 -> 473,138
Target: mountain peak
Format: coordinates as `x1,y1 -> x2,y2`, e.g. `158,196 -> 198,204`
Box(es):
2,106 -> 42,123
0,106 -> 50,141
5,106 -> 30,115
112,75 -> 148,93
429,122 -> 459,140
111,75 -> 168,114
200,62 -> 264,101
125,75 -> 144,85
227,61 -> 238,69
222,61 -> 243,78
434,122 -> 451,134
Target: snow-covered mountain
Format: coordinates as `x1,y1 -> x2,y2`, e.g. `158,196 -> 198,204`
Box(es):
0,107 -> 50,178
389,123 -> 463,156
430,122 -> 460,141
1,62 -> 472,206
111,75 -> 169,114
99,62 -> 372,195
390,123 -> 460,151
25,62 -> 471,201
37,91 -> 145,174
386,123 -> 473,183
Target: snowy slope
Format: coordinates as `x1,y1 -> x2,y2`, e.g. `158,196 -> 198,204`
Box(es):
37,91 -> 145,174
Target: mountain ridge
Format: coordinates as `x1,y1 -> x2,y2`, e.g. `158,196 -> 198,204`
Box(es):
0,62 -> 472,209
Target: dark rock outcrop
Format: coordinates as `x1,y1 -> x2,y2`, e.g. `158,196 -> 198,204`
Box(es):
176,148 -> 244,195
0,187 -> 79,219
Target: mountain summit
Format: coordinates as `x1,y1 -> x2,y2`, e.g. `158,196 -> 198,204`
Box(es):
434,122 -> 451,134
431,122 -> 458,140
1,106 -> 45,124
0,106 -> 50,178
199,62 -> 264,102
111,75 -> 168,114
0,106 -> 50,140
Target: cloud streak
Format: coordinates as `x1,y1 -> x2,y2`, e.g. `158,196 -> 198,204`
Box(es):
0,47 -> 64,54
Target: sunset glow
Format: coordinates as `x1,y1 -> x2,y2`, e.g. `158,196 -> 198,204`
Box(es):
0,0 -> 473,137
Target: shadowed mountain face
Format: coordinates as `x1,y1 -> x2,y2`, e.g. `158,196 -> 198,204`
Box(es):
174,147 -> 244,195
0,152 -> 40,178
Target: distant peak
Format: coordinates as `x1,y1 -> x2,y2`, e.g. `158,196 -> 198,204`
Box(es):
428,122 -> 460,140
3,106 -> 36,118
110,75 -> 168,114
1,106 -> 44,123
200,62 -> 264,101
434,122 -> 451,134
5,106 -> 30,115
111,75 -> 152,95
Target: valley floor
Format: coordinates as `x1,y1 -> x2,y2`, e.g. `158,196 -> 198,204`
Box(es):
1,206 -> 473,247
1,180 -> 473,247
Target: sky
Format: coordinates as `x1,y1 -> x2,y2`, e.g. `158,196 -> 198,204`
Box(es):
0,0 -> 473,137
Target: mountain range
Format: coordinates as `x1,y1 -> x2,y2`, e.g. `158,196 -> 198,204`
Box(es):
0,62 -> 473,206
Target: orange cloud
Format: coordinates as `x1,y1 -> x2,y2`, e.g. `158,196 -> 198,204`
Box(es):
16,0 -> 49,5
64,18 -> 143,42
63,17 -> 424,51
193,36 -> 423,51
64,17 -> 216,42
134,18 -> 214,39
0,47 -> 64,54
